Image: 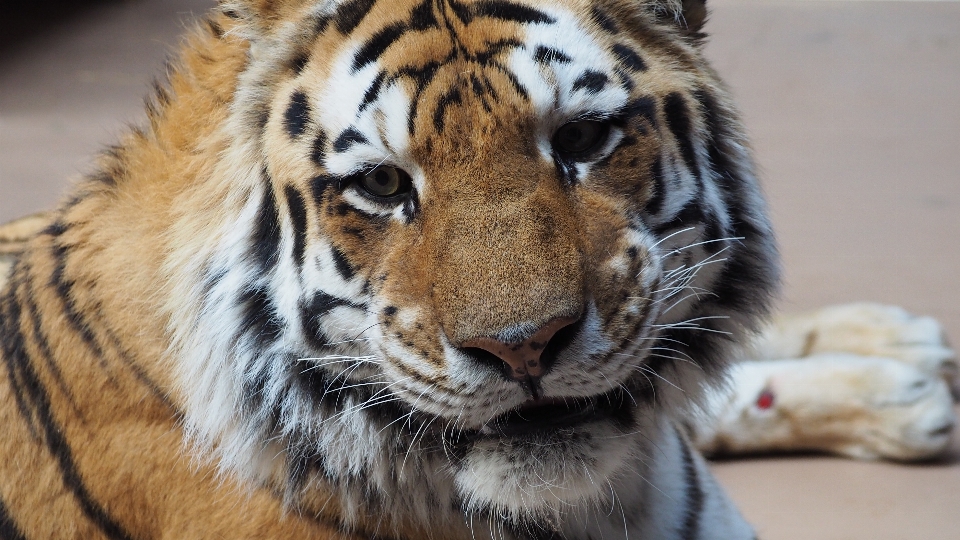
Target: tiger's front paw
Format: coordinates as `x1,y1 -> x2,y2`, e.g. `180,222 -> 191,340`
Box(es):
749,303 -> 957,383
696,355 -> 956,461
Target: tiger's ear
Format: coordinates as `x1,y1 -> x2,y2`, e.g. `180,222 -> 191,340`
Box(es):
218,0 -> 310,36
645,0 -> 709,38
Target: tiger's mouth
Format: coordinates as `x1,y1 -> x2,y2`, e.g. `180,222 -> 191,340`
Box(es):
480,388 -> 634,438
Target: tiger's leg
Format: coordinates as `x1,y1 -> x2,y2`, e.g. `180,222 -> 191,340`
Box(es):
747,303 -> 957,384
691,303 -> 957,461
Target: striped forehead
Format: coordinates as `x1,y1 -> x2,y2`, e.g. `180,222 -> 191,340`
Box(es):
312,1 -> 629,176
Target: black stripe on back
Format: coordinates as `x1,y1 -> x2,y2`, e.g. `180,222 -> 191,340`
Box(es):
0,286 -> 136,540
678,430 -> 704,539
0,495 -> 28,540
474,1 -> 556,24
352,23 -> 407,72
284,186 -> 309,268
334,0 -> 377,33
663,92 -> 700,179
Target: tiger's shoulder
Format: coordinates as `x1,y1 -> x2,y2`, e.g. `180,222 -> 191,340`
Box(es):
0,213 -> 49,285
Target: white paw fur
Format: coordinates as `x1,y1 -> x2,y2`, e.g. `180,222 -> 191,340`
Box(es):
693,303 -> 957,461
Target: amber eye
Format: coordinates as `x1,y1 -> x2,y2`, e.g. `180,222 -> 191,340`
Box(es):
552,120 -> 610,158
357,166 -> 411,200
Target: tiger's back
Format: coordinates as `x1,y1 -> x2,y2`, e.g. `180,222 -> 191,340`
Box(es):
0,1 -> 776,538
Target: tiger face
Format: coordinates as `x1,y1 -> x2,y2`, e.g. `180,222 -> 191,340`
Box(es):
169,0 -> 778,532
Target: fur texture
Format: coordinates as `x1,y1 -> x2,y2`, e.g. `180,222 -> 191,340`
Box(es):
0,1 -> 779,538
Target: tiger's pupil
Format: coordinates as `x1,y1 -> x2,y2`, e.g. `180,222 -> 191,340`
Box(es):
362,166 -> 402,197
553,120 -> 607,156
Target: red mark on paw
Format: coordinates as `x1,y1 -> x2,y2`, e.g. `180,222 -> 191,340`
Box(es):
756,389 -> 775,410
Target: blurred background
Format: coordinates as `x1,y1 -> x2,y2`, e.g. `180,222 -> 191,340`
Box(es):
1,0 -> 958,538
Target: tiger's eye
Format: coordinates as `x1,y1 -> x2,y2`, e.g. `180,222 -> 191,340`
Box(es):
552,120 -> 609,157
359,166 -> 409,199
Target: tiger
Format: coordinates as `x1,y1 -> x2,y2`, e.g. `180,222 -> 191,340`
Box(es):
0,0 -> 840,538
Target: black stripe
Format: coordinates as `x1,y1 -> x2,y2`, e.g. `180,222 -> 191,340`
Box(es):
678,430 -> 704,539
663,92 -> 699,178
533,45 -> 570,65
0,286 -> 41,441
474,1 -> 555,24
238,286 -> 283,346
49,243 -> 108,362
572,70 -> 608,93
409,0 -> 438,30
0,290 -> 136,540
284,90 -> 311,138
646,155 -> 667,216
359,71 -> 387,112
290,51 -> 310,74
0,495 -> 28,540
612,43 -> 647,72
332,128 -> 368,152
334,0 -> 377,33
591,7 -> 618,33
252,183 -> 283,272
352,23 -> 406,72
311,132 -> 328,168
311,175 -> 336,204
433,86 -> 463,132
299,291 -> 354,350
330,247 -> 356,281
284,186 -> 309,268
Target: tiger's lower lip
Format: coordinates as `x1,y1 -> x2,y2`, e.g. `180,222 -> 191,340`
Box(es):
481,389 -> 629,437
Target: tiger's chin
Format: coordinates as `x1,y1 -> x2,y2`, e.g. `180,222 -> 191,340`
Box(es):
453,389 -> 642,523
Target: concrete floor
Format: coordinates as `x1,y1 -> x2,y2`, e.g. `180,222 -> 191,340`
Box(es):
1,0 -> 958,538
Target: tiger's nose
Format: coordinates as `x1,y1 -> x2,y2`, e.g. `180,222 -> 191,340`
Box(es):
461,316 -> 579,380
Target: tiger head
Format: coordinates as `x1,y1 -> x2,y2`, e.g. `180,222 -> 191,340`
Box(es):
162,0 -> 778,533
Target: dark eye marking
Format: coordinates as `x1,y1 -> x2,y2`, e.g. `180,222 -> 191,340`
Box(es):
612,44 -> 647,72
284,91 -> 311,138
533,45 -> 571,65
572,70 -> 608,94
333,128 -> 369,153
621,96 -> 658,134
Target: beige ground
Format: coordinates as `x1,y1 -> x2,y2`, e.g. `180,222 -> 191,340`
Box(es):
1,0 -> 958,538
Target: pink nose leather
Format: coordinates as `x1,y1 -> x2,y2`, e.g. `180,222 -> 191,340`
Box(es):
462,317 -> 578,380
